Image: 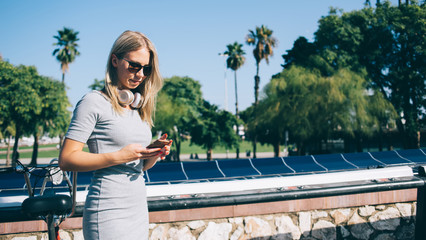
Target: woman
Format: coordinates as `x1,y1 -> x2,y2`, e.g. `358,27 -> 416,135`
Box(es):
59,30 -> 171,240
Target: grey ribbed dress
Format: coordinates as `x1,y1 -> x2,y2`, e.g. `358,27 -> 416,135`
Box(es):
65,91 -> 152,240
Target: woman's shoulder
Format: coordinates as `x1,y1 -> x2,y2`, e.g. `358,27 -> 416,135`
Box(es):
75,90 -> 110,110
82,90 -> 110,102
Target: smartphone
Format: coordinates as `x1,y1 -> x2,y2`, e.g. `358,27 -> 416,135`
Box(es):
147,139 -> 170,149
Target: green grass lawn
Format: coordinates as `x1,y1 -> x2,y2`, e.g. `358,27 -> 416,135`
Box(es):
0,140 -> 277,160
179,140 -> 276,155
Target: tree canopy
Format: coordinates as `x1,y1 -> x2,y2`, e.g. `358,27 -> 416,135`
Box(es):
242,65 -> 397,155
281,2 -> 425,149
0,59 -> 70,166
153,76 -> 240,160
52,27 -> 80,83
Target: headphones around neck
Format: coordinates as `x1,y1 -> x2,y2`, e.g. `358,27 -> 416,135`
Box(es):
117,89 -> 143,109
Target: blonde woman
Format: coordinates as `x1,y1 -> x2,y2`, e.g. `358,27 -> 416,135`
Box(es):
59,30 -> 172,240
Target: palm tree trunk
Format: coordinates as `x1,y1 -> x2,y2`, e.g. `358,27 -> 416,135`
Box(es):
252,63 -> 260,159
62,73 -> 65,84
234,70 -> 240,159
234,71 -> 239,117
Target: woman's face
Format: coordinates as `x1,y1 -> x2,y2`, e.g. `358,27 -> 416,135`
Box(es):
112,47 -> 151,90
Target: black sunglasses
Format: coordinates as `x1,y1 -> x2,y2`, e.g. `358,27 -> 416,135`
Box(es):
119,57 -> 152,76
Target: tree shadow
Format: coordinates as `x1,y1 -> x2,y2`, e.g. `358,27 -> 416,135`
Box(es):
247,217 -> 415,240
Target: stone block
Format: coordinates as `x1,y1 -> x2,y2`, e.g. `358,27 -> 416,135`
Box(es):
312,220 -> 336,240
244,216 -> 273,239
198,222 -> 232,240
275,215 -> 301,240
369,207 -> 401,231
299,211 -> 311,237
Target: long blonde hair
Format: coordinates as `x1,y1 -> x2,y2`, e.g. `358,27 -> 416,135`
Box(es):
104,30 -> 163,127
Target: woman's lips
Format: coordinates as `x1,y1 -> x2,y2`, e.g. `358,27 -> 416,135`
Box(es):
129,79 -> 141,85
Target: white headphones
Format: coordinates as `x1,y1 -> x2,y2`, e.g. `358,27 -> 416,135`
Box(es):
117,89 -> 143,109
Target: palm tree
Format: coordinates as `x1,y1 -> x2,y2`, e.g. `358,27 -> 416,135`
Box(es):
52,27 -> 80,84
224,42 -> 246,118
246,25 -> 277,106
246,25 -> 277,158
223,42 -> 245,159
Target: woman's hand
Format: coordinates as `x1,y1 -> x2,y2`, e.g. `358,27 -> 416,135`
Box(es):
143,134 -> 173,170
116,144 -> 162,164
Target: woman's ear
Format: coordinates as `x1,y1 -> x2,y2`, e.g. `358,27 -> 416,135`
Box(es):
111,54 -> 119,67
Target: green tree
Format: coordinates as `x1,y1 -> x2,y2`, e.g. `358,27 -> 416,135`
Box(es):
246,25 -> 277,105
0,59 -> 15,166
223,42 -> 246,159
246,25 -> 277,158
29,76 -> 71,165
223,42 -> 246,117
0,62 -> 42,166
251,66 -> 392,155
52,27 -> 80,84
282,2 -> 425,149
0,60 -> 70,166
89,78 -> 105,91
153,76 -> 204,161
190,100 -> 240,160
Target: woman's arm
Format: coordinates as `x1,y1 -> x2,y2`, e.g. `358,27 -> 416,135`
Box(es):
59,138 -> 162,172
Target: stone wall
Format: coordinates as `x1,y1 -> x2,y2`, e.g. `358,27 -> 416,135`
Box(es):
0,202 -> 416,240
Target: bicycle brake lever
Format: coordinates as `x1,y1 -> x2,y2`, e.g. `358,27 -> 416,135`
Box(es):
15,165 -> 26,173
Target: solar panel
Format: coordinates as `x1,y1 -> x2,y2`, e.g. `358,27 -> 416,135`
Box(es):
216,159 -> 261,177
76,171 -> 94,186
0,170 -> 26,190
370,151 -> 413,165
312,154 -> 358,171
1,149 -> 426,189
182,161 -> 225,180
0,168 -> 70,190
145,161 -> 187,182
250,157 -> 294,175
282,156 -> 327,173
341,152 -> 385,168
395,149 -> 426,163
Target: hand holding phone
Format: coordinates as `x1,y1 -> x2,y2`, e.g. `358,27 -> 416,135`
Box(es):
147,134 -> 172,149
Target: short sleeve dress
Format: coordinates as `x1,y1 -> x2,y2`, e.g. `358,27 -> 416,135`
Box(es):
65,91 -> 152,240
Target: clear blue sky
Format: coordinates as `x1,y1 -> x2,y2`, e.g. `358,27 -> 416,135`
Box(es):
0,0 -> 399,113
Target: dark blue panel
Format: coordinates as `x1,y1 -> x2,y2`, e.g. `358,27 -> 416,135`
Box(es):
0,168 -> 60,190
75,171 -> 93,186
182,161 -> 224,180
0,170 -> 26,190
251,158 -> 294,175
312,154 -> 358,171
0,169 -> 87,194
0,189 -> 28,197
342,152 -> 384,168
146,162 -> 187,182
282,156 -> 326,173
216,159 -> 260,177
370,151 -> 413,165
396,149 -> 426,164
